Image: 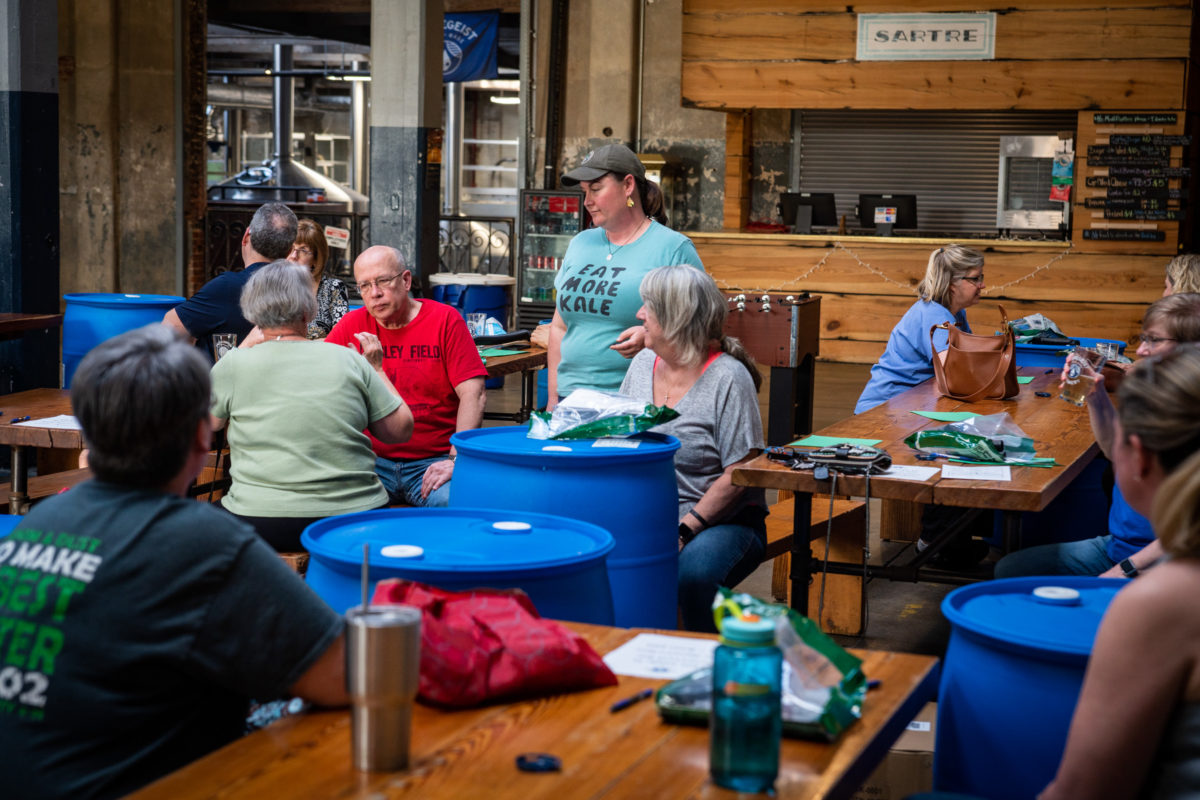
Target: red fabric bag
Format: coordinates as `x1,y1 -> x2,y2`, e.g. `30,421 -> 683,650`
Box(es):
371,579 -> 618,708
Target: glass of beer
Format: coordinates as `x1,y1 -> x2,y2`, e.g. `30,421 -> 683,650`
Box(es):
1060,346 -> 1107,406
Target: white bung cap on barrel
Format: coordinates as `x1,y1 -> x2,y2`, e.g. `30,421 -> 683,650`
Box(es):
380,544 -> 424,559
1032,586 -> 1081,606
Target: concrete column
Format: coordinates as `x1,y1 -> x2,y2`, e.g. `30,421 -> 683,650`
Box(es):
0,0 -> 60,391
370,0 -> 443,285
58,0 -> 180,297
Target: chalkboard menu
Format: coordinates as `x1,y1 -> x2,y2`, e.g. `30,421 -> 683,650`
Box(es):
1075,112 -> 1189,250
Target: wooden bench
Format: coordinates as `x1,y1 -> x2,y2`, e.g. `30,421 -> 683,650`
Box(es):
764,493 -> 868,636
2,467 -> 92,507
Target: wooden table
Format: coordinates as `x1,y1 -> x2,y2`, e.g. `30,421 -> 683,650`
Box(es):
734,368 -> 1101,612
129,623 -> 938,800
0,388 -> 79,513
0,312 -> 63,340
481,343 -> 547,424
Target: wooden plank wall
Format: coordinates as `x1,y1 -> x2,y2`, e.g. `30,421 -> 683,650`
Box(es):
690,234 -> 1165,364
724,111 -> 752,230
681,1 -> 1192,111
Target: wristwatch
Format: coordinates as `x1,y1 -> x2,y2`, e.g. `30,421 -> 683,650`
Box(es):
1118,557 -> 1139,578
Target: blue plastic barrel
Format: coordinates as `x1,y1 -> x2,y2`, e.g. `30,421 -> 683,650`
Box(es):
430,274 -> 516,389
430,281 -> 464,309
0,515 -> 23,538
62,293 -> 184,387
302,507 -> 616,624
936,577 -> 1124,798
449,427 -> 681,629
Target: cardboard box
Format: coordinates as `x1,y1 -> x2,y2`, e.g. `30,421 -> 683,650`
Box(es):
851,701 -> 936,800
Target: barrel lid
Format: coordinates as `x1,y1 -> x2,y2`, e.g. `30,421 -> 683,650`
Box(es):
301,507 -> 614,574
942,576 -> 1124,658
452,425 -> 680,464
64,292 -> 185,306
428,273 -> 516,286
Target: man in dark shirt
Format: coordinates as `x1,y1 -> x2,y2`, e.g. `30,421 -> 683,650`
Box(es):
163,202 -> 297,360
0,324 -> 346,799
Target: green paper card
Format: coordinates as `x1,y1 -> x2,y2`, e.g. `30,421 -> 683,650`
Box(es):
789,435 -> 883,448
911,410 -> 977,422
480,348 -> 523,357
1018,376 -> 1035,384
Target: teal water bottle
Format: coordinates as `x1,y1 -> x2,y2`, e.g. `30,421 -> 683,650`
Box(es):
710,616 -> 782,792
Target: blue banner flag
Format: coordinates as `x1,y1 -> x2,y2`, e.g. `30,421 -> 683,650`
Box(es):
444,12 -> 499,83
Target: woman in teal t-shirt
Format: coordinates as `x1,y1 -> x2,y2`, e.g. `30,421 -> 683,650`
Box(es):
547,143 -> 703,408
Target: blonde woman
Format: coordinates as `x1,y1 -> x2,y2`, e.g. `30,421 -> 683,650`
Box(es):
1042,344 -> 1200,799
1164,253 -> 1200,296
855,244 -> 986,414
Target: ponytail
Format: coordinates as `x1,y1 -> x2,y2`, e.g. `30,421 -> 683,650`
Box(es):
637,177 -> 668,225
719,334 -> 763,393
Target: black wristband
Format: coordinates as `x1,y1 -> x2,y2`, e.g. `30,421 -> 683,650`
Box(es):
679,523 -> 697,546
688,509 -> 710,529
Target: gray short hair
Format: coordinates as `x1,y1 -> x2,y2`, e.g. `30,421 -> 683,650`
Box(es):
71,324 -> 211,488
1144,292 -> 1200,343
241,260 -> 317,329
639,265 -> 762,390
249,202 -> 298,260
917,244 -> 985,309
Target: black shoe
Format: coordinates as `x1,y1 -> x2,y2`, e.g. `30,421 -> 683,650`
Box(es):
929,536 -> 990,570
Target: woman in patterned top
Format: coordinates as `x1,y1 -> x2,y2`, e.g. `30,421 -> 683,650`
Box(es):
289,218 -> 349,339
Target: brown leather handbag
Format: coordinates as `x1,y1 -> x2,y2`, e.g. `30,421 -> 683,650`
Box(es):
930,305 -> 1019,402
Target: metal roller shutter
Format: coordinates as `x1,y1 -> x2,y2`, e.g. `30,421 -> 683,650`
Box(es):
790,110 -> 1077,237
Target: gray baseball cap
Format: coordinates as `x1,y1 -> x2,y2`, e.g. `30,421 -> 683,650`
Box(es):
561,143 -> 645,186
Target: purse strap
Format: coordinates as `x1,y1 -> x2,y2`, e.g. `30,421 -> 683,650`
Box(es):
929,305 -> 1016,403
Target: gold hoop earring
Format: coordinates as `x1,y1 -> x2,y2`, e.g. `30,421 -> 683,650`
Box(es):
626,197 -> 635,208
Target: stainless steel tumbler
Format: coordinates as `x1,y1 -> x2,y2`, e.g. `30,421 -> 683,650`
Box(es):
345,604 -> 422,771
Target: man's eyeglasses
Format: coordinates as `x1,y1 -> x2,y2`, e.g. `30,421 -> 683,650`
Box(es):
1138,333 -> 1177,346
356,273 -> 404,294
956,274 -> 985,286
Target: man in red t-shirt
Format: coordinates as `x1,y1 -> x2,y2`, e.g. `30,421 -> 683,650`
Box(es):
326,245 -> 487,506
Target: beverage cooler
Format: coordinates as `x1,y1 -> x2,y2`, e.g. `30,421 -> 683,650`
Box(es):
517,190 -> 589,329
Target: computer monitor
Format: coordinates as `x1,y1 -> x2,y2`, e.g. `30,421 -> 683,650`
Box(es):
778,192 -> 838,233
857,194 -> 918,234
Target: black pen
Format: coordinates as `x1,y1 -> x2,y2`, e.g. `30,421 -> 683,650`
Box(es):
610,688 -> 654,713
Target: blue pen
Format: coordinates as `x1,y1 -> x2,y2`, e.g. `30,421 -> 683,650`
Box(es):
610,687 -> 653,713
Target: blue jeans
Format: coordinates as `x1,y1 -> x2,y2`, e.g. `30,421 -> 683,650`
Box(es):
374,455 -> 451,508
993,534 -> 1115,579
678,521 -> 766,633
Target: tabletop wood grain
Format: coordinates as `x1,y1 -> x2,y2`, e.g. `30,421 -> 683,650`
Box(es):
0,389 -> 81,450
128,624 -> 938,800
482,344 -> 547,379
0,312 -> 63,339
735,369 -> 1100,512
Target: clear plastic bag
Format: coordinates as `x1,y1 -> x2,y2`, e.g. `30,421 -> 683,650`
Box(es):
906,411 -> 1038,463
654,588 -> 866,741
527,388 -> 678,440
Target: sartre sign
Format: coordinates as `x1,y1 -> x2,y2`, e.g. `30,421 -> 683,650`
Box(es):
857,13 -> 996,61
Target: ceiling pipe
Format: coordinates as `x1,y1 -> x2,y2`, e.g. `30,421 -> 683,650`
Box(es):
273,44 -> 294,166
206,83 -> 349,110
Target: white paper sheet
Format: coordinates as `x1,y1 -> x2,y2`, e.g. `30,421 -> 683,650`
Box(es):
941,464 -> 1012,482
879,464 -> 940,482
601,633 -> 718,679
14,415 -> 81,430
